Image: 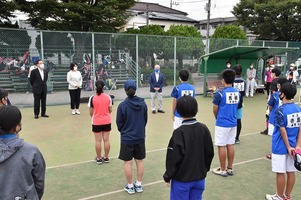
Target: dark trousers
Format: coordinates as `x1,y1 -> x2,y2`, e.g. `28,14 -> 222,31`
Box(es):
33,91 -> 47,116
69,88 -> 81,109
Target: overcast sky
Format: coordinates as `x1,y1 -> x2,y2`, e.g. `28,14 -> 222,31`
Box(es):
139,0 -> 240,20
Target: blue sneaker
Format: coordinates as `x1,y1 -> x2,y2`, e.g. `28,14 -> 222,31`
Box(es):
134,182 -> 143,193
124,184 -> 135,194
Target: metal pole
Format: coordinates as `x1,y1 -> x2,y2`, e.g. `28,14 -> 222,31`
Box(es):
92,33 -> 95,91
136,35 -> 139,91
174,37 -> 177,86
205,0 -> 211,54
146,4 -> 149,26
40,31 -> 44,61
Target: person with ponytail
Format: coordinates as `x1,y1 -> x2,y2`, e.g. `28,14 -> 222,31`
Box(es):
88,80 -> 112,164
0,105 -> 46,199
116,79 -> 148,194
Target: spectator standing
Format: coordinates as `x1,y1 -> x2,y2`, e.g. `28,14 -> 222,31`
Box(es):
171,69 -> 195,129
116,79 -> 148,194
245,63 -> 256,98
265,83 -> 301,200
149,64 -> 165,114
212,69 -> 240,177
286,63 -> 299,85
30,60 -> 49,119
163,95 -> 214,200
88,80 -> 112,164
67,63 -> 82,115
265,64 -> 274,99
0,105 -> 46,199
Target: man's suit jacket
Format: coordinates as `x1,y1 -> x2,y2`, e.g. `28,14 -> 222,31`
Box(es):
30,68 -> 48,94
149,72 -> 164,92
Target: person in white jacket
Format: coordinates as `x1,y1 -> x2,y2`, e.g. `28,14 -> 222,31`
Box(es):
245,63 -> 256,97
286,63 -> 299,85
67,63 -> 83,115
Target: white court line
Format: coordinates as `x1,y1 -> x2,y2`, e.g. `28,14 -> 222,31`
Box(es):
46,131 -> 261,170
77,156 -> 267,200
77,180 -> 164,200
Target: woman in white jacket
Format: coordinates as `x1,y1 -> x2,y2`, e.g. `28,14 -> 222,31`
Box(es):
286,63 -> 299,85
67,63 -> 83,115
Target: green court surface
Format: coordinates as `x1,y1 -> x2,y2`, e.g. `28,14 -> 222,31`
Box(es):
19,94 -> 301,200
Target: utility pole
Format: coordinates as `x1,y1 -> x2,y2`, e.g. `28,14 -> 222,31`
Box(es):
205,0 -> 211,54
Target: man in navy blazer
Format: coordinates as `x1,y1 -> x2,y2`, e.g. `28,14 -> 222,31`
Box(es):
149,65 -> 165,114
30,60 -> 49,119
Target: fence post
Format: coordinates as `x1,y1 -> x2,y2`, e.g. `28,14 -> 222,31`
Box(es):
174,36 -> 177,86
40,31 -> 44,61
92,33 -> 95,91
136,34 -> 139,90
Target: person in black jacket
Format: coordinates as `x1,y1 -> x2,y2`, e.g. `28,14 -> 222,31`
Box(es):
30,60 -> 49,119
163,95 -> 214,200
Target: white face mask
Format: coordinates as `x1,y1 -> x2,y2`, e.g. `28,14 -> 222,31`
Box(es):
250,65 -> 254,68
74,67 -> 78,71
226,64 -> 231,68
39,64 -> 44,69
290,67 -> 294,70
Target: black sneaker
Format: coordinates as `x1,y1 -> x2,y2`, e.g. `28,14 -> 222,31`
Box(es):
102,157 -> 110,163
260,129 -> 268,135
95,157 -> 103,165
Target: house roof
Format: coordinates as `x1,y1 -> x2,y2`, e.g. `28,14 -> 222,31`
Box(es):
129,2 -> 198,23
129,2 -> 187,15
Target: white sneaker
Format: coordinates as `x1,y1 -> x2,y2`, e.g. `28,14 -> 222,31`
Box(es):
265,194 -> 284,200
72,110 -> 76,115
212,167 -> 228,177
75,110 -> 80,115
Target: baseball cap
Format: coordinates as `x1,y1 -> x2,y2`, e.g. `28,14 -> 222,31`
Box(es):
292,149 -> 301,171
124,79 -> 136,91
0,88 -> 8,99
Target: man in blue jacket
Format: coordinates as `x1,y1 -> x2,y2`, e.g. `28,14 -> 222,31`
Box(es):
149,64 -> 165,114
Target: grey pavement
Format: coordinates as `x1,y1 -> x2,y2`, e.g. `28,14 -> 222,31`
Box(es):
8,73 -> 212,107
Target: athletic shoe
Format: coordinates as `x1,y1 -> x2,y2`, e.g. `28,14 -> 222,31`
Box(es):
212,167 -> 228,177
124,184 -> 135,194
266,194 -> 285,200
260,129 -> 268,135
284,194 -> 292,200
134,182 -> 143,193
152,110 -> 156,114
75,110 -> 80,115
235,139 -> 240,144
102,157 -> 109,163
226,167 -> 234,176
72,110 -> 76,115
157,109 -> 165,113
95,157 -> 102,165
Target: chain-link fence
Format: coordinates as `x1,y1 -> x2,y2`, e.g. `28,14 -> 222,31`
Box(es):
0,27 -> 301,93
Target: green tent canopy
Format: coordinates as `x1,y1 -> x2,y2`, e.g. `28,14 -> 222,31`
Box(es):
199,45 -> 299,96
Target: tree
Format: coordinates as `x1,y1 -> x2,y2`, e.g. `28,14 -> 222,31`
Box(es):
17,0 -> 136,62
165,25 -> 204,69
0,0 -> 18,28
210,25 -> 248,52
232,0 -> 301,41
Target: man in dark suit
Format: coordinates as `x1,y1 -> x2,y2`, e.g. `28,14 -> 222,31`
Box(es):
149,64 -> 165,114
30,60 -> 49,119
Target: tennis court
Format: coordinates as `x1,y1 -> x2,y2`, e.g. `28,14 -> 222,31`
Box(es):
19,94 -> 301,200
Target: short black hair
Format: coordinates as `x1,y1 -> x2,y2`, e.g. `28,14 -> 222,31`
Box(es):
272,68 -> 281,76
70,63 -> 77,70
281,83 -> 296,100
226,61 -> 231,65
233,64 -> 242,76
277,77 -> 288,87
176,95 -> 198,118
179,69 -> 190,82
95,80 -> 105,95
0,88 -> 8,99
0,105 -> 22,134
222,69 -> 235,84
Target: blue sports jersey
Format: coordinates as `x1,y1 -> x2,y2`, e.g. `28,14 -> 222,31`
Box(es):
171,82 -> 195,117
272,103 -> 301,154
213,86 -> 240,127
268,91 -> 281,124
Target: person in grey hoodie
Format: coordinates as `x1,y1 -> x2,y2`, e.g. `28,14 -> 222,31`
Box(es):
0,105 -> 46,200
116,79 -> 148,195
